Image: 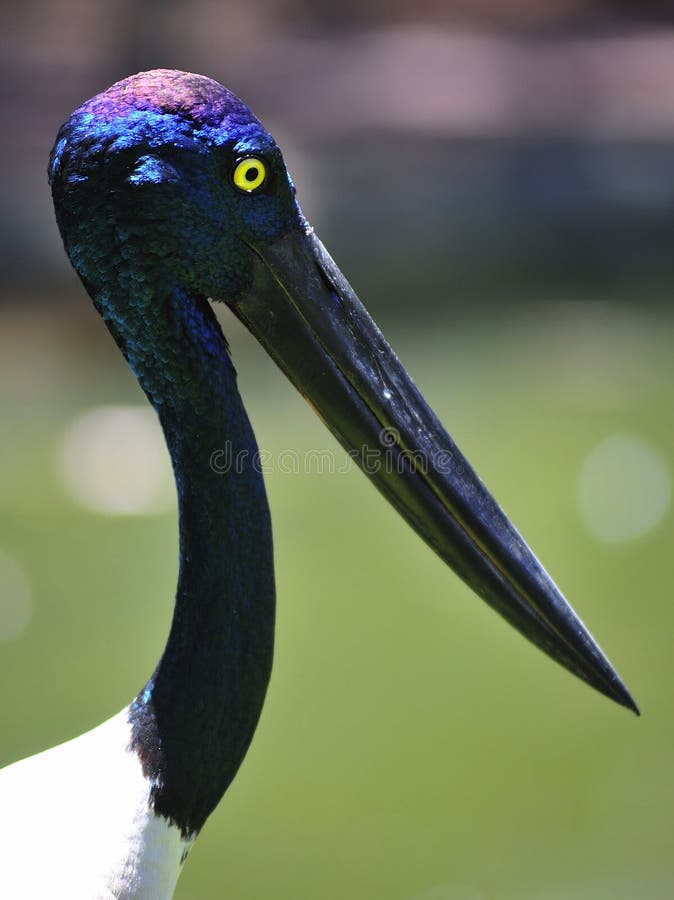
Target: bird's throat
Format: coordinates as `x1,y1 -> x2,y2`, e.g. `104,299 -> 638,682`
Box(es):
102,284 -> 276,837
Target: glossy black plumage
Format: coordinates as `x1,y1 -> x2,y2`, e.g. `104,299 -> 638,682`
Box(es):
48,67 -> 637,841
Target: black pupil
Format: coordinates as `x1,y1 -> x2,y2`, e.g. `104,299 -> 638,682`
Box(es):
245,166 -> 259,182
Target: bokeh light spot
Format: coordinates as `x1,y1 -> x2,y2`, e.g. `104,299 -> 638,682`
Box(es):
578,433 -> 670,543
0,550 -> 32,641
59,406 -> 174,516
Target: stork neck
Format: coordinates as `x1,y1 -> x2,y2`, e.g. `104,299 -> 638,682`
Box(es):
100,283 -> 275,837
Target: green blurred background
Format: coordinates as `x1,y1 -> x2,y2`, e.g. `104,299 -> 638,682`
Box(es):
1,2 -> 673,898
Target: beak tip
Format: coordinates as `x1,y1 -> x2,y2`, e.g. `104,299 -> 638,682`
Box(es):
611,680 -> 640,716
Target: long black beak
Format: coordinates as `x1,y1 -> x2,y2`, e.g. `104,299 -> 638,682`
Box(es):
231,220 -> 638,714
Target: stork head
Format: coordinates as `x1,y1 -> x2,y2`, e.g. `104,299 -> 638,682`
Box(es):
49,69 -> 302,303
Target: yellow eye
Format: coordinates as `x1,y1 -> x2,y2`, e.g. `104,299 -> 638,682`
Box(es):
231,156 -> 268,193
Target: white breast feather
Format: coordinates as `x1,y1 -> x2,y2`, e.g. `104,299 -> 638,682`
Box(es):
0,710 -> 191,899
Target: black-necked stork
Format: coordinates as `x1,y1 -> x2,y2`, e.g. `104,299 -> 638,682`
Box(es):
0,70 -> 637,899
